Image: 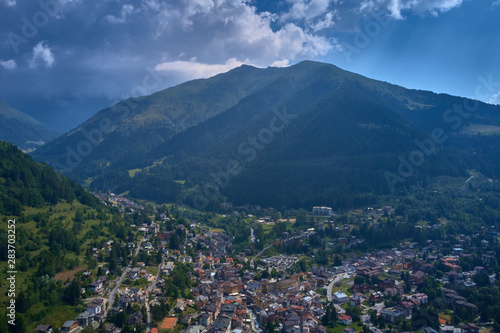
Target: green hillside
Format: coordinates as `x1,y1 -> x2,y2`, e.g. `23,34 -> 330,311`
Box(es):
0,141 -> 136,332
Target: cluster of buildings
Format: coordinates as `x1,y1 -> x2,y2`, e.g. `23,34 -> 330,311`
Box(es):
93,192 -> 144,211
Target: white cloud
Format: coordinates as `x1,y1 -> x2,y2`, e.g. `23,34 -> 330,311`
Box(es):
0,59 -> 17,70
489,92 -> 500,105
0,0 -> 15,7
149,0 -> 335,72
270,59 -> 291,67
359,0 -> 463,18
104,4 -> 135,24
29,41 -> 55,69
155,58 -> 249,80
287,0 -> 331,21
310,11 -> 336,31
493,0 -> 500,6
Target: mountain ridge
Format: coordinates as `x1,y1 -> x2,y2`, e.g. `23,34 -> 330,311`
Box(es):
32,61 -> 500,210
0,99 -> 60,151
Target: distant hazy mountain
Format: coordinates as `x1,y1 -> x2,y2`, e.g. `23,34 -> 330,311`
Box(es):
0,99 -> 59,151
33,61 -> 500,210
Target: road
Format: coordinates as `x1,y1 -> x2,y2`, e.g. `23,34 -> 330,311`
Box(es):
370,301 -> 386,314
326,273 -> 348,302
103,239 -> 142,320
250,243 -> 274,266
146,256 -> 164,333
250,227 -> 255,243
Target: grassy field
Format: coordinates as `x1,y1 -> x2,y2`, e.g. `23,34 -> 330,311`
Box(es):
147,265 -> 159,277
460,124 -> 500,135
326,322 -> 364,333
128,168 -> 142,177
26,303 -> 79,332
329,277 -> 354,296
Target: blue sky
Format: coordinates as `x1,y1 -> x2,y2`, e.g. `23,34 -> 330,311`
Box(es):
0,0 -> 499,132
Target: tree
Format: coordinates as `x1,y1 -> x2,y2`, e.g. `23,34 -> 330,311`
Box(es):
401,319 -> 411,331
354,276 -> 365,285
63,279 -> 81,306
114,312 -> 126,328
151,305 -> 163,323
16,291 -> 29,313
265,319 -> 275,333
296,209 -> 307,226
169,233 -> 180,250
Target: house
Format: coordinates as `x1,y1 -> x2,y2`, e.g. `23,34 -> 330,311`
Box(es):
128,311 -> 144,326
349,295 -> 363,307
199,312 -> 212,326
380,309 -> 402,324
412,293 -> 429,304
313,326 -> 327,333
333,292 -> 348,304
76,312 -> 94,327
461,323 -> 480,333
369,291 -> 384,302
129,268 -> 140,279
224,282 -> 239,294
36,325 -> 53,333
103,323 -> 120,333
396,301 -> 415,316
378,277 -> 396,290
343,328 -> 355,333
338,314 -> 352,325
209,317 -> 232,333
61,321 -> 79,332
411,271 -> 426,285
89,280 -> 103,293
86,301 -> 102,314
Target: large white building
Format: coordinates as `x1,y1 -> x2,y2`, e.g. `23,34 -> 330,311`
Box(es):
312,206 -> 333,216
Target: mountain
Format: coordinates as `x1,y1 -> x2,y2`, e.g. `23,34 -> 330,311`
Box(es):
0,99 -> 60,151
32,61 -> 500,210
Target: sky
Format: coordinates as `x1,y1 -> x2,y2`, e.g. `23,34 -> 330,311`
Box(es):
0,0 -> 499,132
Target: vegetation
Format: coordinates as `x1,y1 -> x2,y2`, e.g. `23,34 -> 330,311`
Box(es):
0,142 -> 135,332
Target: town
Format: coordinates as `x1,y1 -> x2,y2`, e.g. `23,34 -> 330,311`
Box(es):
35,204 -> 500,333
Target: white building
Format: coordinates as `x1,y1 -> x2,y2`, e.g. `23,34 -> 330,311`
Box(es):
332,291 -> 348,304
312,206 -> 333,216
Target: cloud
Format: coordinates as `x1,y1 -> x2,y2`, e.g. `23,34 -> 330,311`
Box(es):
358,0 -> 463,19
310,11 -> 336,31
1,0 -> 15,7
493,0 -> 500,6
0,59 -> 17,70
286,0 -> 331,21
155,58 -> 249,80
489,92 -> 500,105
29,41 -> 55,68
104,4 -> 135,24
148,0 -> 335,70
271,59 -> 291,67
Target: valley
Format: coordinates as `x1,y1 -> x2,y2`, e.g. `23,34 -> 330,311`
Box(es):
2,62 -> 500,333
